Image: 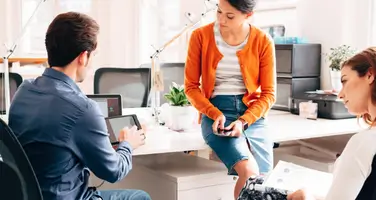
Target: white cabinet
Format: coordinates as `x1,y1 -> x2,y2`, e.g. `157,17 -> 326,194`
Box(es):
178,184 -> 234,200
89,153 -> 236,200
273,134 -> 353,173
274,146 -> 336,173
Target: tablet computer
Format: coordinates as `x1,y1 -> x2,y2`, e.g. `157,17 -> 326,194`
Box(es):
105,114 -> 141,145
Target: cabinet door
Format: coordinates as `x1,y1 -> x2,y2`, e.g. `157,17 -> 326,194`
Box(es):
276,49 -> 292,74
273,78 -> 292,111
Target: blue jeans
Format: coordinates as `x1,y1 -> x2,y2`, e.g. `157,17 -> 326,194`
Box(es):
94,189 -> 151,200
201,95 -> 274,175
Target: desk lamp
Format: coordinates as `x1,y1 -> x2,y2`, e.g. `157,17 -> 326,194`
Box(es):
149,0 -> 217,125
1,0 -> 47,121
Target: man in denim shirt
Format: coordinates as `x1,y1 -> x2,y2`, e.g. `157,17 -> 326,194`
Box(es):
8,12 -> 150,200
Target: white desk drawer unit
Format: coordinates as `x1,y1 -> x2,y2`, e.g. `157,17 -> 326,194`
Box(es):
273,134 -> 353,173
274,146 -> 336,173
90,153 -> 236,200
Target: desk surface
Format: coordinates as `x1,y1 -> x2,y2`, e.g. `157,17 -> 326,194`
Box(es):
122,108 -> 205,156
0,109 -> 363,156
123,108 -> 364,156
266,111 -> 363,142
0,108 -> 365,155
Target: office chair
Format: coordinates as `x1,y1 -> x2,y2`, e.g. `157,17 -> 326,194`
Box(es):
140,63 -> 185,105
0,118 -> 43,200
94,68 -> 151,108
0,72 -> 23,114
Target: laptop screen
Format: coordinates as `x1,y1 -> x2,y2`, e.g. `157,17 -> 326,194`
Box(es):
87,95 -> 122,117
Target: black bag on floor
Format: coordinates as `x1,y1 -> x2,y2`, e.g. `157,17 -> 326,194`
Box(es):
237,176 -> 288,200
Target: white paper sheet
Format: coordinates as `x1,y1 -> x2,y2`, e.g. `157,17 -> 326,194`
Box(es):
262,161 -> 333,199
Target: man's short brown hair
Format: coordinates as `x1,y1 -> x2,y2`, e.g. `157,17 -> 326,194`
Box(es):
45,12 -> 99,67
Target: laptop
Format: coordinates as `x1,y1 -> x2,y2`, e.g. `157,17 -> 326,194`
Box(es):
87,94 -> 122,117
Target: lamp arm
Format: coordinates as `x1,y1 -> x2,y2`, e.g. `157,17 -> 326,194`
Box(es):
150,21 -> 199,59
148,0 -> 217,125
5,0 -> 47,59
150,1 -> 217,59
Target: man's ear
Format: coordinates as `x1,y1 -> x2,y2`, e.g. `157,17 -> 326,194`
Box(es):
77,51 -> 89,67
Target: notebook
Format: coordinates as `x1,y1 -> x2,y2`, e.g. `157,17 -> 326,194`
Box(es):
262,160 -> 333,199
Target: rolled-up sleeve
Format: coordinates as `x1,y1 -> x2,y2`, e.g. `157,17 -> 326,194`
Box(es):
240,34 -> 276,124
184,30 -> 222,120
71,101 -> 133,183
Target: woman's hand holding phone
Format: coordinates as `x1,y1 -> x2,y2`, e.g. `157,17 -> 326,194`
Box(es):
212,114 -> 243,137
224,120 -> 243,137
212,114 -> 226,134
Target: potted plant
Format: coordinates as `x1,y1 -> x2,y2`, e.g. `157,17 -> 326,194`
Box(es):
325,45 -> 356,91
163,82 -> 195,131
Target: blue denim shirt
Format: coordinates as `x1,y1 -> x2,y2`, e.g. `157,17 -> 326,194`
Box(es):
9,68 -> 133,200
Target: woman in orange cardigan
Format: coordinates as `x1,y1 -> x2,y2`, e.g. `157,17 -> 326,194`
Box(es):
184,0 -> 276,198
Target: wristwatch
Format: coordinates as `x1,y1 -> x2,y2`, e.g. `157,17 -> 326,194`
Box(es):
238,118 -> 248,130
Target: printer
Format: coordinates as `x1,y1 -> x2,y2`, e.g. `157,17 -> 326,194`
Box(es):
290,92 -> 355,119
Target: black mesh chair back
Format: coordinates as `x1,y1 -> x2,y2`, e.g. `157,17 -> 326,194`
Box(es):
94,68 -> 151,108
0,72 -> 23,114
0,118 -> 43,200
140,63 -> 185,105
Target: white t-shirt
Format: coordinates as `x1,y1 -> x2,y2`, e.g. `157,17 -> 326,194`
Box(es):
325,128 -> 376,199
212,22 -> 248,97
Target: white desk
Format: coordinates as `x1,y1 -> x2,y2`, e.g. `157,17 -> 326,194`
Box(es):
132,125 -> 207,156
266,111 -> 364,142
122,108 -> 364,156
91,108 -> 363,199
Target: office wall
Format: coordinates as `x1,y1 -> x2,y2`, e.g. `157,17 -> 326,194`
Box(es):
90,0 -> 374,91
0,0 -> 374,93
74,0 -> 210,93
0,1 -> 7,55
247,0 -> 373,90
0,0 -> 21,56
296,0 -> 373,89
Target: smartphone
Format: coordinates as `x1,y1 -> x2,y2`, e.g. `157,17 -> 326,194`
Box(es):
214,128 -> 233,137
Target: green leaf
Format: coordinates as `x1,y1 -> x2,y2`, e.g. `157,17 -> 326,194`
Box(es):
325,45 -> 357,70
172,87 -> 180,95
163,82 -> 191,106
172,82 -> 179,89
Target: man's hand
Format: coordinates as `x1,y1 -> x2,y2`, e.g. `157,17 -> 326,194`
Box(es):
287,189 -> 316,200
118,126 -> 146,150
224,120 -> 243,137
212,114 -> 226,133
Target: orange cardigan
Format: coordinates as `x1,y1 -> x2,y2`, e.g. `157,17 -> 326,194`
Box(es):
184,22 -> 276,125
